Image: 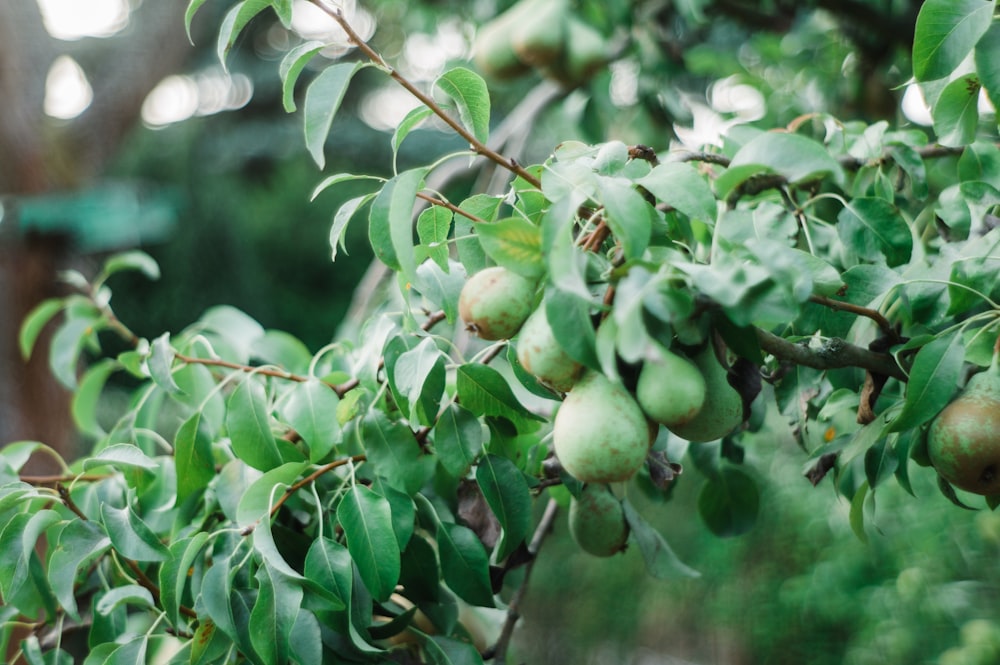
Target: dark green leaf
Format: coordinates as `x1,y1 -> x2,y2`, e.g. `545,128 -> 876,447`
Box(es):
100,502 -> 169,562
622,500 -> 700,578
303,537 -> 350,612
697,466 -> 759,537
837,197 -> 912,267
544,287 -> 599,370
890,332 -> 965,432
159,532 -> 210,627
48,520 -> 110,621
337,484 -> 400,602
362,411 -> 432,495
975,22 -> 1000,117
437,522 -> 494,606
455,364 -> 540,426
864,437 -> 900,489
283,378 -> 341,462
434,403 -> 485,478
174,411 -> 216,502
304,62 -> 365,168
249,566 -> 302,665
475,454 -> 532,559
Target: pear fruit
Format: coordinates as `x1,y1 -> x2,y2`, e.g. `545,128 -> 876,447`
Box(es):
458,266 -> 536,341
568,484 -> 629,557
544,16 -> 607,86
666,343 -> 744,443
511,0 -> 569,69
927,358 -> 1000,496
553,370 -> 650,483
636,346 -> 706,428
515,305 -> 582,392
473,1 -> 534,80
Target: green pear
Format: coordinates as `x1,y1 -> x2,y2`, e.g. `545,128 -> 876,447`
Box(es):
553,370 -> 650,483
458,266 -> 536,341
928,357 -> 1000,496
511,0 -> 569,68
666,343 -> 744,443
473,1 -> 534,80
568,484 -> 629,557
515,305 -> 582,392
635,346 -> 706,427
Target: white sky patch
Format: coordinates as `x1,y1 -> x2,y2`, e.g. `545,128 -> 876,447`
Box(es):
44,55 -> 94,119
36,0 -> 130,40
141,68 -> 254,128
901,84 -> 933,126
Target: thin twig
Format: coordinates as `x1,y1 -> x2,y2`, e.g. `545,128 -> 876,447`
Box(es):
808,294 -> 898,341
416,191 -> 489,224
267,454 -> 367,520
312,2 -> 543,189
491,498 -> 560,665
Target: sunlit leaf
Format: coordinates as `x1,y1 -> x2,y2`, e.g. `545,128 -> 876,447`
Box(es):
435,67 -> 491,145
304,61 -> 365,168
216,0 -> 272,69
932,74 -> 982,147
19,297 -> 64,360
226,376 -> 282,471
368,167 -> 428,285
912,0 -> 995,81
279,40 -> 325,112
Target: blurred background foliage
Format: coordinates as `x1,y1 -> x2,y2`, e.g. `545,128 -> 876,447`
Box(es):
5,0 -> 1000,663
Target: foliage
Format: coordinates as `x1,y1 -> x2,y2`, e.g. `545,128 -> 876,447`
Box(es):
4,0 -> 1000,663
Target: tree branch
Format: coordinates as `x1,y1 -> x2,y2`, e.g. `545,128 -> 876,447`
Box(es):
755,328 -> 906,381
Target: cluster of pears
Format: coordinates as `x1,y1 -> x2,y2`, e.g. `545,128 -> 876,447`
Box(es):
472,0 -> 607,87
927,354 -> 1000,496
459,266 -> 746,554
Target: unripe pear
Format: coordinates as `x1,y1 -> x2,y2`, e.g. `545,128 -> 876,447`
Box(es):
666,343 -> 744,443
516,305 -> 582,392
458,266 -> 536,341
553,370 -> 650,483
473,1 -> 533,80
511,0 -> 569,68
568,484 -> 629,557
636,347 -> 706,427
928,358 -> 1000,496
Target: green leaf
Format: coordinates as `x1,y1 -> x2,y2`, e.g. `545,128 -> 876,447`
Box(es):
249,566 -> 302,665
184,0 -> 211,44
417,206 -> 453,271
849,480 -> 870,543
100,502 -> 169,562
697,467 -> 760,537
435,67 -> 491,145
889,332 -> 965,432
49,314 -> 99,389
362,411 -> 433,495
388,336 -> 447,426
148,332 -> 181,394
311,173 -> 384,200
635,162 -> 718,222
0,509 -> 60,615
337,484 -> 401,602
368,167 -> 428,285
216,0 -> 272,68
279,40 -> 325,112
912,0 -> 996,81
159,532 -> 210,627
48,520 -> 110,621
304,62 -> 365,169
174,411 -> 216,501
837,197 -> 912,267
71,359 -> 118,438
476,217 -> 545,279
433,404 -> 484,478
544,287 -> 599,370
975,22 -> 1000,116
19,297 -> 64,360
932,74 -> 983,147
283,378 -> 341,462
330,193 -> 377,262
392,106 -> 435,162
475,454 -> 532,559
455,363 -> 540,426
864,437 -> 899,489
596,176 -> 653,260
226,376 -> 282,471
97,250 -> 160,284
715,132 -> 844,198
303,537 -> 350,612
437,522 -> 494,606
422,634 -> 486,665
622,500 -> 700,579
83,443 -> 158,472
236,461 -> 309,527
95,585 -> 155,615
414,259 -> 466,324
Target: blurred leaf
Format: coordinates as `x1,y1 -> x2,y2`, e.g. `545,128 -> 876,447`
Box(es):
304,62 -> 365,168
476,217 -> 544,278
837,197 -> 912,267
279,40 -> 325,112
697,466 -> 759,537
716,133 -> 844,198
149,332 -> 181,395
435,67 -> 491,145
932,74 -> 983,147
19,297 -> 63,360
422,634 -> 486,665
226,377 -> 282,472
912,0 -> 995,81
368,167 -> 428,285
216,0 -> 272,68
476,454 -> 532,560
184,0 -> 211,43
100,502 -> 169,562
622,500 -> 700,578
975,22 -> 1000,117
337,484 -> 400,602
283,379 -> 341,462
49,314 -> 99,389
71,359 -> 118,438
864,437 -> 899,489
96,250 -> 160,284
889,332 -> 965,432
